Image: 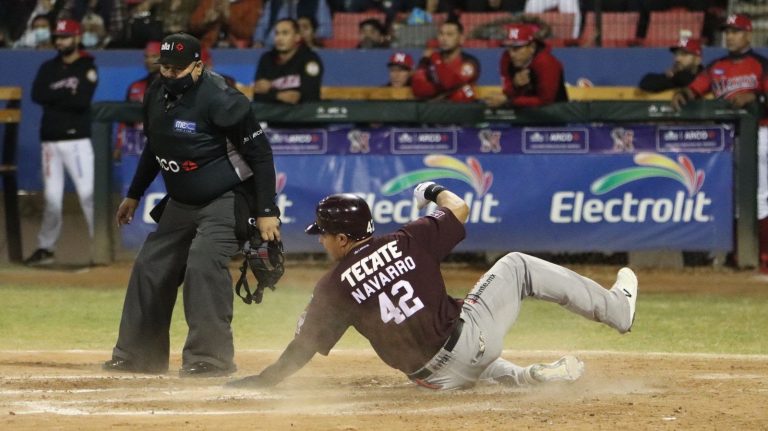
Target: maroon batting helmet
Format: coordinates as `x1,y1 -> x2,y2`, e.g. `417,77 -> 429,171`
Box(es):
305,194 -> 374,241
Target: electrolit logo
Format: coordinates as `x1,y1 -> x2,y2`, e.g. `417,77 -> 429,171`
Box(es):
550,152 -> 713,223
371,155 -> 500,224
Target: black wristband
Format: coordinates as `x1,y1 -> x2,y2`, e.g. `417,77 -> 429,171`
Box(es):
424,183 -> 447,202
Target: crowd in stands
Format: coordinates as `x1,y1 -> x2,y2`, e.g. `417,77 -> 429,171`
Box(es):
0,0 -> 733,50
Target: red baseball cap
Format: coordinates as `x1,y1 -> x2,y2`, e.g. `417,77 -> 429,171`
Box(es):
387,52 -> 414,70
53,19 -> 82,37
503,24 -> 536,47
721,14 -> 752,32
670,38 -> 702,56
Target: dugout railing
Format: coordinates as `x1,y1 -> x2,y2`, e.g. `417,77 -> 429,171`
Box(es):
90,100 -> 759,268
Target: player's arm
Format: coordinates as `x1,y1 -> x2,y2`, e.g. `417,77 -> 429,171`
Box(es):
411,58 -> 440,99
297,55 -> 323,102
638,72 -> 676,93
252,339 -> 317,386
673,67 -> 710,110
508,58 -> 561,107
414,182 -> 469,224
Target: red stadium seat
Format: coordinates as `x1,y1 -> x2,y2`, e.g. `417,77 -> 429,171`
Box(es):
580,12 -> 640,47
644,10 -> 705,47
460,12 -> 513,38
527,12 -> 577,41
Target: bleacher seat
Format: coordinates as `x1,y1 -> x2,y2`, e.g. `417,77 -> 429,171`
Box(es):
527,12 -> 577,42
330,12 -> 386,49
460,12 -> 513,38
580,12 -> 640,47
644,10 -> 705,47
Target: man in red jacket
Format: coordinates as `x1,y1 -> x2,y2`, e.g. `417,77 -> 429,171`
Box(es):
411,20 -> 480,103
672,14 -> 768,269
484,23 -> 568,109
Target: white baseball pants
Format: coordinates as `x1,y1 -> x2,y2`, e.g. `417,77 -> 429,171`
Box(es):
37,138 -> 94,250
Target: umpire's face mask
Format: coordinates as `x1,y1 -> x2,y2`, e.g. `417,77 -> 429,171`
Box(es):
160,62 -> 200,95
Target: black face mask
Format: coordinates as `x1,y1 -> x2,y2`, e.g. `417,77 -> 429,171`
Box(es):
161,73 -> 195,95
58,45 -> 76,56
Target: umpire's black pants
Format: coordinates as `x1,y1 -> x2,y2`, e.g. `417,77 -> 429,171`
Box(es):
112,192 -> 240,372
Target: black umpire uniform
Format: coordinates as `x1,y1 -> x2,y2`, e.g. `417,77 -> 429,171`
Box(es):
105,33 -> 279,376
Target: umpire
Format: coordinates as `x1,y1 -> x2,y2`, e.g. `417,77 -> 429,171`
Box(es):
103,33 -> 280,377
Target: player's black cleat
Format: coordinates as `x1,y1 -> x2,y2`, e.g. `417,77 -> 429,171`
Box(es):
23,248 -> 54,266
179,361 -> 235,378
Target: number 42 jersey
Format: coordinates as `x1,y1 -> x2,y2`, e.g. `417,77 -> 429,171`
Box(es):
294,208 -> 466,374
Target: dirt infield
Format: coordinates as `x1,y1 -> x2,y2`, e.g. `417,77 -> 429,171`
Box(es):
1,349 -> 767,430
2,263 -> 768,429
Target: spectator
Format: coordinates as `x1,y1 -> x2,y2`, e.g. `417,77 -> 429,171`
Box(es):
411,20 -> 480,102
107,0 -> 164,48
672,14 -> 768,269
484,23 -> 566,108
298,15 -> 324,48
523,0 -> 581,39
358,18 -> 389,49
638,38 -> 703,93
167,0 -> 263,48
252,0 -> 332,48
25,19 -> 98,266
581,0 -> 640,11
253,18 -> 323,104
13,14 -> 53,49
156,0 -> 198,35
386,51 -> 414,87
114,41 -> 160,162
80,8 -> 110,49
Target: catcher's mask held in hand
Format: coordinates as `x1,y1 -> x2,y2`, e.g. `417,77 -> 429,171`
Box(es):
235,239 -> 285,304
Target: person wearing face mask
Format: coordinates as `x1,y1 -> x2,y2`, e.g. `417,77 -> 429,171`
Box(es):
13,14 -> 53,49
103,33 -> 281,377
24,19 -> 99,267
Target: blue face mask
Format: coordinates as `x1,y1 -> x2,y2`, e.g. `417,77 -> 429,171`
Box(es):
34,27 -> 50,44
82,32 -> 99,48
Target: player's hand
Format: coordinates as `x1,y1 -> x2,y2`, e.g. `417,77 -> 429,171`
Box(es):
253,79 -> 271,94
728,92 -> 757,108
256,216 -> 281,242
276,90 -> 301,104
484,93 -> 508,108
224,373 -> 274,389
414,182 -> 436,210
513,69 -> 530,87
116,198 -> 139,227
671,89 -> 692,111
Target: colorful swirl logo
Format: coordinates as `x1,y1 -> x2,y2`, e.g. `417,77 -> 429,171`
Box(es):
591,152 -> 705,197
381,155 -> 493,196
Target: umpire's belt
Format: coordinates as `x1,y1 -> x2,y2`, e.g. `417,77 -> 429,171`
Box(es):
408,319 -> 464,381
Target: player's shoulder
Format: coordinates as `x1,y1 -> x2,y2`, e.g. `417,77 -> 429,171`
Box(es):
745,50 -> 768,69
460,51 -> 480,64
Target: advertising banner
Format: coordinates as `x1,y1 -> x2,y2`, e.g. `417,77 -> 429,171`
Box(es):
120,124 -> 734,253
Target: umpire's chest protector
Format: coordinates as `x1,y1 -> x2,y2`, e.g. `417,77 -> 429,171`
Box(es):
144,72 -> 249,205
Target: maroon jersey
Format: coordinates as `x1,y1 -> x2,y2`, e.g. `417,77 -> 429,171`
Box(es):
294,208 -> 465,373
688,50 -> 768,123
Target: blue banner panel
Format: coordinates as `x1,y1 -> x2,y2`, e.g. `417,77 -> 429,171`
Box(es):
121,142 -> 732,253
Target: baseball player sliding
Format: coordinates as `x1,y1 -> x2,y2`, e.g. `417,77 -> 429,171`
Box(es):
228,183 -> 637,390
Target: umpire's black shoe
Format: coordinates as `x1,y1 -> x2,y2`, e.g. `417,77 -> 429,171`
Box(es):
23,248 -> 54,266
102,358 -> 166,374
179,361 -> 235,378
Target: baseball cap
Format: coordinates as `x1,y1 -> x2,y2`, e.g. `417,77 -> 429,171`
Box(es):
157,33 -> 201,67
502,24 -> 536,47
721,14 -> 752,32
669,38 -> 702,56
387,52 -> 414,70
53,19 -> 82,37
145,41 -> 161,55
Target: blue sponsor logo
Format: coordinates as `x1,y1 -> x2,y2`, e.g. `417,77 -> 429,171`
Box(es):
174,120 -> 196,134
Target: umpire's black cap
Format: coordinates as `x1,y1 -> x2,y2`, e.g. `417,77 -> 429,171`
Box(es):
305,194 -> 374,241
157,33 -> 201,66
